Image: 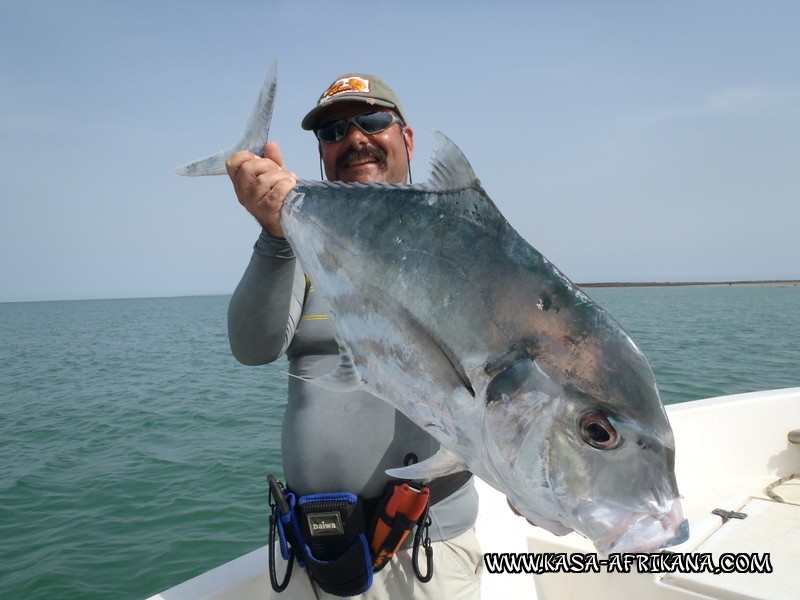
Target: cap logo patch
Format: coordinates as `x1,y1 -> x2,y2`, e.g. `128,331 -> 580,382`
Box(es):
322,77 -> 371,100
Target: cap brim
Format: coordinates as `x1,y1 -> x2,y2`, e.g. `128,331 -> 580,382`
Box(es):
301,96 -> 399,130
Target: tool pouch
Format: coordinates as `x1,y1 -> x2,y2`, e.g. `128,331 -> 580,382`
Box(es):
370,482 -> 430,572
297,492 -> 373,597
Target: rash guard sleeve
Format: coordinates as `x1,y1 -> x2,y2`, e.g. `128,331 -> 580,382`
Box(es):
227,230 -> 306,365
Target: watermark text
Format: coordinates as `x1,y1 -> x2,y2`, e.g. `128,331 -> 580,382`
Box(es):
483,552 -> 773,575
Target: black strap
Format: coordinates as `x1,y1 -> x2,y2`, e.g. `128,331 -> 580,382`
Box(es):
426,471 -> 473,506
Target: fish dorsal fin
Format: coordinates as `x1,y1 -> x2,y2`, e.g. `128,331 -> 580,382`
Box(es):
426,131 -> 481,192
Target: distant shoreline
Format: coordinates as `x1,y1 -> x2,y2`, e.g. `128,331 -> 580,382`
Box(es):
4,280 -> 799,304
579,280 -> 800,288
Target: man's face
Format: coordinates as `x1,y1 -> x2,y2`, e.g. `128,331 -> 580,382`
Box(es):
317,103 -> 414,184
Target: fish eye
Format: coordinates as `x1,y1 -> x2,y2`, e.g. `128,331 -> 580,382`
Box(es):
579,411 -> 620,449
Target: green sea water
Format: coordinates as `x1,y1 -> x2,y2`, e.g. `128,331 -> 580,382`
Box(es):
1,286 -> 799,599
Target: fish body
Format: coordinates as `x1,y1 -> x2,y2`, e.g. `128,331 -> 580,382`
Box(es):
281,135 -> 688,554
176,60 -> 688,554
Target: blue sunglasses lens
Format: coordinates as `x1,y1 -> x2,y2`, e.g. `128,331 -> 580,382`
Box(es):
316,112 -> 400,142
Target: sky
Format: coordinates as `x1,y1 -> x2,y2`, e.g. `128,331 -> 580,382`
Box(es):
2,0 -> 799,302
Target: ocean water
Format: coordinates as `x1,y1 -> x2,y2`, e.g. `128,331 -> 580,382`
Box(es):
587,284 -> 800,402
1,285 -> 799,599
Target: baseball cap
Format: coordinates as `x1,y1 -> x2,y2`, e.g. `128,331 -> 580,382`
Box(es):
301,73 -> 407,131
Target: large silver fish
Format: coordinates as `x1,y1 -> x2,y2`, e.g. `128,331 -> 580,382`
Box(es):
281,144 -> 688,554
177,62 -> 688,554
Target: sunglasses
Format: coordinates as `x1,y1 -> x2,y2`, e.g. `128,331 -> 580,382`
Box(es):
315,111 -> 403,142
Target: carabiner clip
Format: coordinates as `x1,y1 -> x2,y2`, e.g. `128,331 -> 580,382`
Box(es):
268,476 -> 294,592
411,509 -> 433,583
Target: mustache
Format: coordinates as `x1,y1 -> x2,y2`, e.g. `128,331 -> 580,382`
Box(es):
337,144 -> 387,171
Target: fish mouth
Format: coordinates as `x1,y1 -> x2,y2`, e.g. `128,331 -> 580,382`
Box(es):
581,497 -> 689,555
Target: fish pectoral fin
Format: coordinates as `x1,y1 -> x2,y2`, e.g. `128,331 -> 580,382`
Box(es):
385,447 -> 468,482
362,284 -> 476,398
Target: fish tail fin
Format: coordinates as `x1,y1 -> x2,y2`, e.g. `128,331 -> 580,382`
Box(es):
426,131 -> 481,191
174,58 -> 278,176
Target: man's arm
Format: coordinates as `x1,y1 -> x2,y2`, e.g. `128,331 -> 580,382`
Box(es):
226,142 -> 303,365
227,231 -> 305,365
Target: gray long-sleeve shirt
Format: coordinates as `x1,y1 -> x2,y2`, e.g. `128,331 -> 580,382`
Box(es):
228,230 -> 478,542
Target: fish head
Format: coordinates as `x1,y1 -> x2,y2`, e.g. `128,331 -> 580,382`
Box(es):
480,329 -> 688,555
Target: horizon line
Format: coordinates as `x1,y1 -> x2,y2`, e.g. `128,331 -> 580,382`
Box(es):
3,279 -> 800,304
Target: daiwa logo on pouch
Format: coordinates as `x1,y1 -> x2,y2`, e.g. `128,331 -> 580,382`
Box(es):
323,77 -> 371,99
307,512 -> 344,536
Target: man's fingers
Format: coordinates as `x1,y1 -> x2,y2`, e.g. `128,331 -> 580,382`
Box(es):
225,151 -> 261,180
262,141 -> 285,167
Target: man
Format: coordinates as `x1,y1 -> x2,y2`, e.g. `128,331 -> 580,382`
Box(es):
225,74 -> 482,599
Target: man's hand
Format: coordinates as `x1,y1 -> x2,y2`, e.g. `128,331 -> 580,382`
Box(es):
225,141 -> 297,237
